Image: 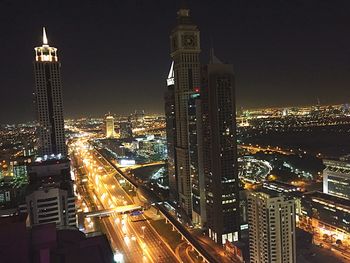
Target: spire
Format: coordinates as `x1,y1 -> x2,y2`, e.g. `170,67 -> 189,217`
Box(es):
43,27 -> 48,45
167,61 -> 174,79
167,61 -> 175,86
209,48 -> 223,64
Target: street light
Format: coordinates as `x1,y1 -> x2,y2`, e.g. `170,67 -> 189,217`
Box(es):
113,252 -> 123,263
141,226 -> 146,238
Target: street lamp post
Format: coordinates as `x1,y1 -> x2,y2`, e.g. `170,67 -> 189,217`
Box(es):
142,226 -> 146,239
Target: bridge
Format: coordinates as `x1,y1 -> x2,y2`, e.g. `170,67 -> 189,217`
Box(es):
84,204 -> 142,218
124,161 -> 165,170
92,145 -> 219,263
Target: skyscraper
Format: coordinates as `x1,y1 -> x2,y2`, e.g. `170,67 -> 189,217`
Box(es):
198,52 -> 240,243
188,89 -> 202,225
119,117 -> 133,139
164,61 -> 178,200
34,28 -> 67,157
248,190 -> 296,263
105,115 -> 115,138
170,4 -> 201,215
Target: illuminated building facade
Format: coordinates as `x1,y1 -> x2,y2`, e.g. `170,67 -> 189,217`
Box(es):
164,61 -> 178,200
199,54 -> 240,243
262,181 -> 303,217
9,156 -> 32,178
34,28 -> 67,157
300,191 -> 350,246
105,115 -> 115,138
323,159 -> 350,200
248,190 -> 296,263
170,4 -> 201,215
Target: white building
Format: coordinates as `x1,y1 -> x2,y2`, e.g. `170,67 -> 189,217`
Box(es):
20,157 -> 76,228
33,28 -> 67,156
24,187 -> 76,227
248,190 -> 296,263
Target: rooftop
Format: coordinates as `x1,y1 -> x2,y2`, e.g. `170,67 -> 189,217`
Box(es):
303,191 -> 350,209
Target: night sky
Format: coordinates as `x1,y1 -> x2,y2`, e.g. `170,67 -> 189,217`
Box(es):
1,0 -> 350,123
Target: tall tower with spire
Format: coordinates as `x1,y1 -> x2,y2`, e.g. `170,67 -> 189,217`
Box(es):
199,50 -> 240,244
170,5 -> 201,216
164,61 -> 178,201
33,28 -> 67,156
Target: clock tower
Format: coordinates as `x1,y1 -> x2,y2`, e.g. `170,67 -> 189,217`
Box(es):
170,5 -> 201,217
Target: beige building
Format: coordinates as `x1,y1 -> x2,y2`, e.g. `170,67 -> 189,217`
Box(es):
169,5 -> 201,216
24,187 -> 76,227
248,190 -> 296,263
19,158 -> 76,228
105,115 -> 115,138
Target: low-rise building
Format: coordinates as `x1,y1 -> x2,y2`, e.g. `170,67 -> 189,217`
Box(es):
323,159 -> 350,199
19,156 -> 76,228
300,191 -> 350,246
0,214 -> 114,263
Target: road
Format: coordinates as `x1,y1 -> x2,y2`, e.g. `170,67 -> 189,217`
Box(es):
240,144 -> 293,155
297,223 -> 350,262
313,235 -> 350,262
71,139 -> 179,263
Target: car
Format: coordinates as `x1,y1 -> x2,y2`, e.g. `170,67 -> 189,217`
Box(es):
130,210 -> 143,216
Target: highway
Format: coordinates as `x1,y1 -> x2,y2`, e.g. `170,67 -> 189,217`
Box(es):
94,144 -> 222,263
71,139 -> 179,263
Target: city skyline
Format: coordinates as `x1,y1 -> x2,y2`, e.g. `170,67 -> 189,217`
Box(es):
2,2 -> 350,263
1,0 -> 350,123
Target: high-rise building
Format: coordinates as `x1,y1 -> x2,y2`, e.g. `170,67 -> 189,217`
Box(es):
33,28 -> 67,157
170,4 -> 201,215
248,190 -> 296,263
188,90 -> 202,225
19,157 -> 76,228
164,61 -> 178,200
105,115 -> 115,138
198,52 -> 240,243
323,159 -> 350,200
119,117 -> 133,139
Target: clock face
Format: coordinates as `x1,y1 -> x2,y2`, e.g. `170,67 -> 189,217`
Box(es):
182,34 -> 196,48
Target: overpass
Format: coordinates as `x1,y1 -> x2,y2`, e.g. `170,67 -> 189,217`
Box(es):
84,204 -> 142,218
124,161 -> 165,170
92,144 -> 219,263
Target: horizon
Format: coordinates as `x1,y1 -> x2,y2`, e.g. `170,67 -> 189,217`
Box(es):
1,0 -> 350,123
